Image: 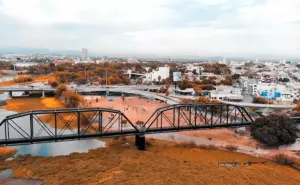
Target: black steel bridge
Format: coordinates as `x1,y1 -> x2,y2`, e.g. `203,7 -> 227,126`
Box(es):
0,103 -> 255,149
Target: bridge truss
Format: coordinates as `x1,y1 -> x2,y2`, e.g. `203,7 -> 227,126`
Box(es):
0,103 -> 255,148
0,108 -> 138,145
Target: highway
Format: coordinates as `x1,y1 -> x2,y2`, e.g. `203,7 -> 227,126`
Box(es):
0,84 -> 295,109
220,100 -> 295,109
0,85 -> 161,92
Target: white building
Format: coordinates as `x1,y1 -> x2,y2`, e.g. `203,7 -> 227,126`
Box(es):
144,66 -> 170,82
81,48 -> 88,60
209,86 -> 243,101
185,65 -> 204,75
250,82 -> 300,103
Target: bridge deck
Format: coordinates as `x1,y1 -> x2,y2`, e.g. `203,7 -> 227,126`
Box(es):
0,123 -> 251,146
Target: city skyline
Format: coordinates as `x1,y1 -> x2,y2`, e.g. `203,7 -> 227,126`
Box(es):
0,0 -> 300,58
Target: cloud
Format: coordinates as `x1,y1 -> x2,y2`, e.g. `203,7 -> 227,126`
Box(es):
0,0 -> 299,57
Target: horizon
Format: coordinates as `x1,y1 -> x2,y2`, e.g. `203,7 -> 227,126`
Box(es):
0,0 -> 300,58
0,47 -> 299,61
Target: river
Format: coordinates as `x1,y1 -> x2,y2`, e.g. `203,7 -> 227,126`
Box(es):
0,107 -> 105,157
0,76 -> 105,157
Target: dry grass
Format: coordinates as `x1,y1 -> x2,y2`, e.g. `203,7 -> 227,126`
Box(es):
13,75 -> 33,83
0,147 -> 17,160
1,139 -> 300,185
1,98 -> 64,112
175,141 -> 224,151
174,141 -> 198,148
225,145 -> 239,152
272,153 -> 300,170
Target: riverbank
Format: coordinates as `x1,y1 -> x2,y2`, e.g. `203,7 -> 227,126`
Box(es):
0,147 -> 17,160
1,97 -> 64,112
1,138 -> 300,185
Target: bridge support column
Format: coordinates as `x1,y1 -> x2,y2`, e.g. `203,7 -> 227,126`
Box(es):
135,134 -> 145,150
8,91 -> 12,98
41,91 -> 45,98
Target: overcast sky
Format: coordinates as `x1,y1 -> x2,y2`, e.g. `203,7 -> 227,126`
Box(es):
0,0 -> 299,57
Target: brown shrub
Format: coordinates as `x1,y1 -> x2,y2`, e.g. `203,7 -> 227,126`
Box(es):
175,141 -> 219,150
14,75 -> 33,83
272,153 -> 300,170
135,120 -> 144,126
197,144 -> 219,150
225,145 -> 238,152
174,141 -> 197,148
253,97 -> 273,104
49,80 -> 58,88
63,90 -> 83,108
55,84 -> 68,98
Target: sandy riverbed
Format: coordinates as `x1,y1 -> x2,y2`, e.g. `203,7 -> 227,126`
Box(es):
84,96 -> 167,123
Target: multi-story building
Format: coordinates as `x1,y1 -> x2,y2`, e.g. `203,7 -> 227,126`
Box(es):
144,66 -> 170,82
81,48 -> 88,60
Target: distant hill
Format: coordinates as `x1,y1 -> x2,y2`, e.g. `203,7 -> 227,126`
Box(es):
0,47 -> 79,56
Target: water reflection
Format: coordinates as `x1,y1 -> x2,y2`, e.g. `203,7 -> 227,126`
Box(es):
0,107 -> 105,157
11,139 -> 105,157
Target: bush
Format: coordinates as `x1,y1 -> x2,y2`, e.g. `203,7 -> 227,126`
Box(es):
253,97 -> 272,104
50,81 -> 58,88
175,141 -> 218,150
159,86 -> 166,93
55,84 -> 68,98
63,90 -> 83,108
225,145 -> 238,152
136,120 -> 144,126
121,119 -> 127,125
174,141 -> 197,148
251,115 -> 297,146
14,75 -> 33,83
272,153 -> 300,170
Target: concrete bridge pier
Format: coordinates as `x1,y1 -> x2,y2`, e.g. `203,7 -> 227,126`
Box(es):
41,91 -> 45,98
8,91 -> 12,98
135,134 -> 145,150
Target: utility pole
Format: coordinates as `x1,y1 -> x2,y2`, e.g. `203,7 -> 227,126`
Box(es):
106,68 -> 108,86
85,67 -> 87,81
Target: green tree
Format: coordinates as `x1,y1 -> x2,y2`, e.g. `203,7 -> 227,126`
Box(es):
251,115 -> 297,146
179,80 -> 189,90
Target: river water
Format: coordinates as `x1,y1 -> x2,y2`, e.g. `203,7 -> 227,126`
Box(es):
0,106 -> 105,157
0,76 -> 105,157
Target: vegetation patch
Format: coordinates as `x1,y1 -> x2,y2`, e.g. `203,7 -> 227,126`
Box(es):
272,153 -> 300,170
13,75 -> 33,83
251,115 -> 297,146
